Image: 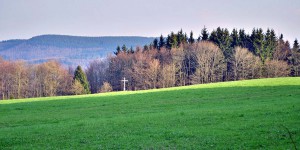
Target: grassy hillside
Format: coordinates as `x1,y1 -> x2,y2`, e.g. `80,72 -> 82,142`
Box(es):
0,77 -> 299,149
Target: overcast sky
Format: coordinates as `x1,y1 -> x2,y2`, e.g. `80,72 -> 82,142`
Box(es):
0,0 -> 299,42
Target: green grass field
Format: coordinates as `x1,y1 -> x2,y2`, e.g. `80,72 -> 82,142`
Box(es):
0,77 -> 299,149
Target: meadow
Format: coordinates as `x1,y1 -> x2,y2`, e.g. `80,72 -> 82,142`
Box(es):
0,77 -> 299,149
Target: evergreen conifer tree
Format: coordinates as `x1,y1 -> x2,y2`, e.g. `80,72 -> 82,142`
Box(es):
230,29 -> 239,48
129,46 -> 134,54
238,29 -> 253,51
177,29 -> 184,46
114,45 -> 121,55
189,31 -> 195,44
201,26 -> 209,41
184,33 -> 188,44
166,35 -> 172,49
121,44 -> 127,53
158,35 -> 165,49
251,28 -> 265,60
170,32 -> 178,48
291,39 -> 300,76
74,65 -> 90,94
279,34 -> 284,40
215,27 -> 232,59
153,38 -> 159,50
264,29 -> 277,59
238,29 -> 247,47
293,39 -> 299,51
209,30 -> 218,43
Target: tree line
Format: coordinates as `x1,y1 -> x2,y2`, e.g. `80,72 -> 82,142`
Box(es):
0,59 -> 92,100
106,27 -> 300,91
1,27 -> 300,100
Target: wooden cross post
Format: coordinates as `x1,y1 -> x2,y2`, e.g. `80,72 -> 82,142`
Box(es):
121,77 -> 128,91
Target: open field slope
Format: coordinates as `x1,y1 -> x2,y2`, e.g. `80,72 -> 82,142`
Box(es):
0,77 -> 300,149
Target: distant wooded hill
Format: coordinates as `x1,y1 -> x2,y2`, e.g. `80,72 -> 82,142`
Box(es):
0,35 -> 155,67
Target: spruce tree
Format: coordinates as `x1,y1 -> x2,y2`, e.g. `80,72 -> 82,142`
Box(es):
121,44 -> 127,53
293,39 -> 299,52
291,39 -> 300,76
209,27 -> 233,80
153,38 -> 159,50
166,35 -> 172,49
209,30 -> 218,43
264,29 -> 277,59
238,29 -> 247,48
74,65 -> 90,94
170,32 -> 178,48
177,29 -> 184,46
230,29 -> 239,48
249,29 -> 256,54
214,27 -> 232,59
114,45 -> 121,55
189,31 -> 195,44
251,28 -> 265,60
201,26 -> 209,41
238,29 -> 253,52
184,33 -> 188,44
158,35 -> 165,49
129,46 -> 134,54
279,34 -> 284,40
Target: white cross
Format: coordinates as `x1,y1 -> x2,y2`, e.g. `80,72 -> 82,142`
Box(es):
121,77 -> 128,91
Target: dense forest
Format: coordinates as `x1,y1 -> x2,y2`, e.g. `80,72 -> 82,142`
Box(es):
1,27 -> 300,100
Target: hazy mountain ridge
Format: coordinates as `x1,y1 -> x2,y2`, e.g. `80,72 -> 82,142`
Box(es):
0,35 -> 155,67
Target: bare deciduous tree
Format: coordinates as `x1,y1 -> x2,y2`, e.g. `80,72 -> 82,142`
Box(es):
86,59 -> 108,93
273,40 -> 291,61
158,64 -> 176,88
264,59 -> 290,77
171,45 -> 186,86
147,59 -> 160,89
233,47 -> 262,80
191,41 -> 226,84
0,60 -> 28,99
